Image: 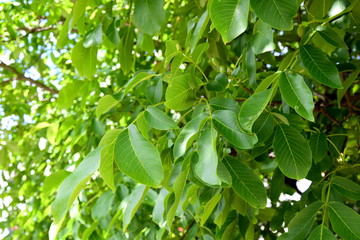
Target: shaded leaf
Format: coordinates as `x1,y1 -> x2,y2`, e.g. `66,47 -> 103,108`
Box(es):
308,225 -> 337,240
332,176 -> 360,200
91,191 -> 114,220
173,112 -> 209,159
316,25 -> 347,48
300,45 -> 342,88
223,156 -> 267,208
210,97 -> 240,114
84,23 -> 102,48
239,89 -> 273,133
273,124 -> 312,180
279,71 -> 314,121
309,132 -> 328,163
212,110 -> 258,149
207,73 -> 228,92
201,194 -> 222,226
71,40 -> 97,79
251,20 -> 275,54
329,201 -> 360,240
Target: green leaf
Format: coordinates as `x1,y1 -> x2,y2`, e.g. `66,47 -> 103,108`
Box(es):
223,156 -> 267,208
173,112 -> 209,159
329,201 -> 360,240
100,143 -> 116,191
83,23 -> 103,48
51,147 -> 102,223
133,0 -> 165,35
189,10 -> 210,52
212,110 -> 258,149
124,72 -> 154,96
307,225 -> 337,240
251,20 -> 275,54
300,45 -> 342,88
279,71 -> 315,121
252,111 -> 274,143
269,168 -> 284,203
96,95 -> 118,118
207,73 -> 228,92
250,0 -> 298,30
307,0 -> 334,19
165,74 -> 196,111
239,89 -> 273,133
122,185 -> 149,231
200,193 -> 222,226
146,76 -> 163,104
167,164 -> 190,228
316,26 -> 348,48
332,176 -> 360,200
56,13 -> 72,49
144,106 -> 178,130
152,188 -> 169,226
337,69 -> 360,107
191,42 -> 210,65
72,0 -> 87,28
195,125 -> 221,186
71,40 -> 97,79
273,124 -> 312,180
165,40 -> 182,66
114,124 -> 163,187
309,132 -> 328,163
208,0 -> 249,43
47,123 -> 59,146
284,201 -> 324,239
42,170 -> 70,199
91,190 -> 114,220
105,20 -> 120,46
119,27 -> 134,74
209,97 -> 240,114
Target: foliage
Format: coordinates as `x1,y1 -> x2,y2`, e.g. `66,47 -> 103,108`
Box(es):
1,0 -> 360,239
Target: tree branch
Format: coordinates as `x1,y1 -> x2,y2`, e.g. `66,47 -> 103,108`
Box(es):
0,61 -> 59,94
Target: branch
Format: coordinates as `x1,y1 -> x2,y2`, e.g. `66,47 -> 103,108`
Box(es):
0,61 -> 59,94
0,25 -> 56,42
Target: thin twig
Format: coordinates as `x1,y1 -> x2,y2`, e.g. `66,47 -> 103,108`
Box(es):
0,61 -> 59,94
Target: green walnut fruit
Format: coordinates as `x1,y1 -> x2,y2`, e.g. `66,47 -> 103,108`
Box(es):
297,27 -> 306,37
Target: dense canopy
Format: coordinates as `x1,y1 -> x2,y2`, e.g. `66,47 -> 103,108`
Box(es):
1,0 -> 360,239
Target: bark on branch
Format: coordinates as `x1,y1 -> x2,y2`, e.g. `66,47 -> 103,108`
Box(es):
0,61 -> 59,94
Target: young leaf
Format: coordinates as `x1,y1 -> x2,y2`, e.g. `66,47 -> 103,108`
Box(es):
195,125 -> 221,186
273,124 -> 312,180
51,147 -> 102,223
250,0 -> 298,30
239,89 -> 273,133
114,124 -> 164,187
300,45 -> 342,88
279,71 -> 315,121
96,95 -> 118,118
173,112 -> 209,159
212,110 -> 258,149
284,201 -> 324,239
328,201 -> 360,240
223,156 -> 267,208
208,0 -> 249,43
332,176 -> 360,200
133,0 -> 165,35
122,185 -> 149,231
309,132 -> 328,163
144,106 -> 178,130
307,225 -> 337,240
165,74 -> 196,111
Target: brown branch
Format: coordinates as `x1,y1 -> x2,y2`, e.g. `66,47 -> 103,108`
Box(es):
0,25 -> 56,42
0,61 -> 58,94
